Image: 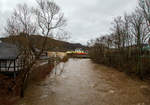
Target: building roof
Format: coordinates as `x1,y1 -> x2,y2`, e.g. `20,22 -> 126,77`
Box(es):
0,42 -> 19,60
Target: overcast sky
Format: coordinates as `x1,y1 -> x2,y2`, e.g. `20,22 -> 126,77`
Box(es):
0,0 -> 138,44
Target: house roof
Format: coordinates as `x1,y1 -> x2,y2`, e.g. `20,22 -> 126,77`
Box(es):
0,42 -> 19,60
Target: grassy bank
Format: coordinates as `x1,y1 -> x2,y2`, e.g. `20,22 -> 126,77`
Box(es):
89,48 -> 150,80
0,63 -> 54,105
0,54 -> 69,105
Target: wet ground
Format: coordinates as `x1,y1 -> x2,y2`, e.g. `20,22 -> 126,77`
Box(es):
16,59 -> 150,105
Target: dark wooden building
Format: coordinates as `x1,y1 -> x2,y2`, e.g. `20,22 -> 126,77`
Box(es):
0,42 -> 23,77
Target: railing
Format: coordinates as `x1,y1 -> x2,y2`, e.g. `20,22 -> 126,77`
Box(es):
0,66 -> 23,72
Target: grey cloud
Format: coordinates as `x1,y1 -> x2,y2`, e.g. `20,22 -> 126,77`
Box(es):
55,0 -> 137,44
0,0 -> 137,44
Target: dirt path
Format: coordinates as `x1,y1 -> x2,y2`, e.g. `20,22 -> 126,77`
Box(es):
16,59 -> 150,105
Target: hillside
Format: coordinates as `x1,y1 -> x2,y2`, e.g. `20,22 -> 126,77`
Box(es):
0,35 -> 87,52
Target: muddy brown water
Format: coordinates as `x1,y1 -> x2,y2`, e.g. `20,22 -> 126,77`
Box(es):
16,59 -> 150,105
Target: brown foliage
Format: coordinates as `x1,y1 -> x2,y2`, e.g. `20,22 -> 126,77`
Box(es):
31,64 -> 54,82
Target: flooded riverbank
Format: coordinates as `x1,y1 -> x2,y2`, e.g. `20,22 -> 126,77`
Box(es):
16,59 -> 150,105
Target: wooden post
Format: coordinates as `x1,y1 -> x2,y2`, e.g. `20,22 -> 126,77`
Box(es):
20,83 -> 24,98
14,60 -> 16,78
0,60 -> 1,71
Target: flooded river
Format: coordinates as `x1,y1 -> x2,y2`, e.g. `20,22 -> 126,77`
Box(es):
16,59 -> 150,105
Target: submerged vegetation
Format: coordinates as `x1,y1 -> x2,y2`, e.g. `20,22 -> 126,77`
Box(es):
88,0 -> 150,79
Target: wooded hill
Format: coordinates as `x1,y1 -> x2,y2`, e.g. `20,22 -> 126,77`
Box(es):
0,35 -> 87,52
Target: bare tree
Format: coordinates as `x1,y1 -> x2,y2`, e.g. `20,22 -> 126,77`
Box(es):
111,16 -> 126,50
139,0 -> 150,41
5,4 -> 37,36
5,4 -> 37,67
129,9 -> 149,48
123,13 -> 134,47
139,0 -> 150,24
5,0 -> 66,97
33,0 -> 66,52
55,30 -> 71,41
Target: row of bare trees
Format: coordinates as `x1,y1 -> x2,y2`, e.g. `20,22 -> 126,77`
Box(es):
88,0 -> 150,79
3,0 -> 66,97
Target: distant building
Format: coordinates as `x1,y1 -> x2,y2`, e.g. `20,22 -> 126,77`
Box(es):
142,44 -> 150,51
74,48 -> 88,54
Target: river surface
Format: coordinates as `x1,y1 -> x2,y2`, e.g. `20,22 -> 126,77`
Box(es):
16,59 -> 150,105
